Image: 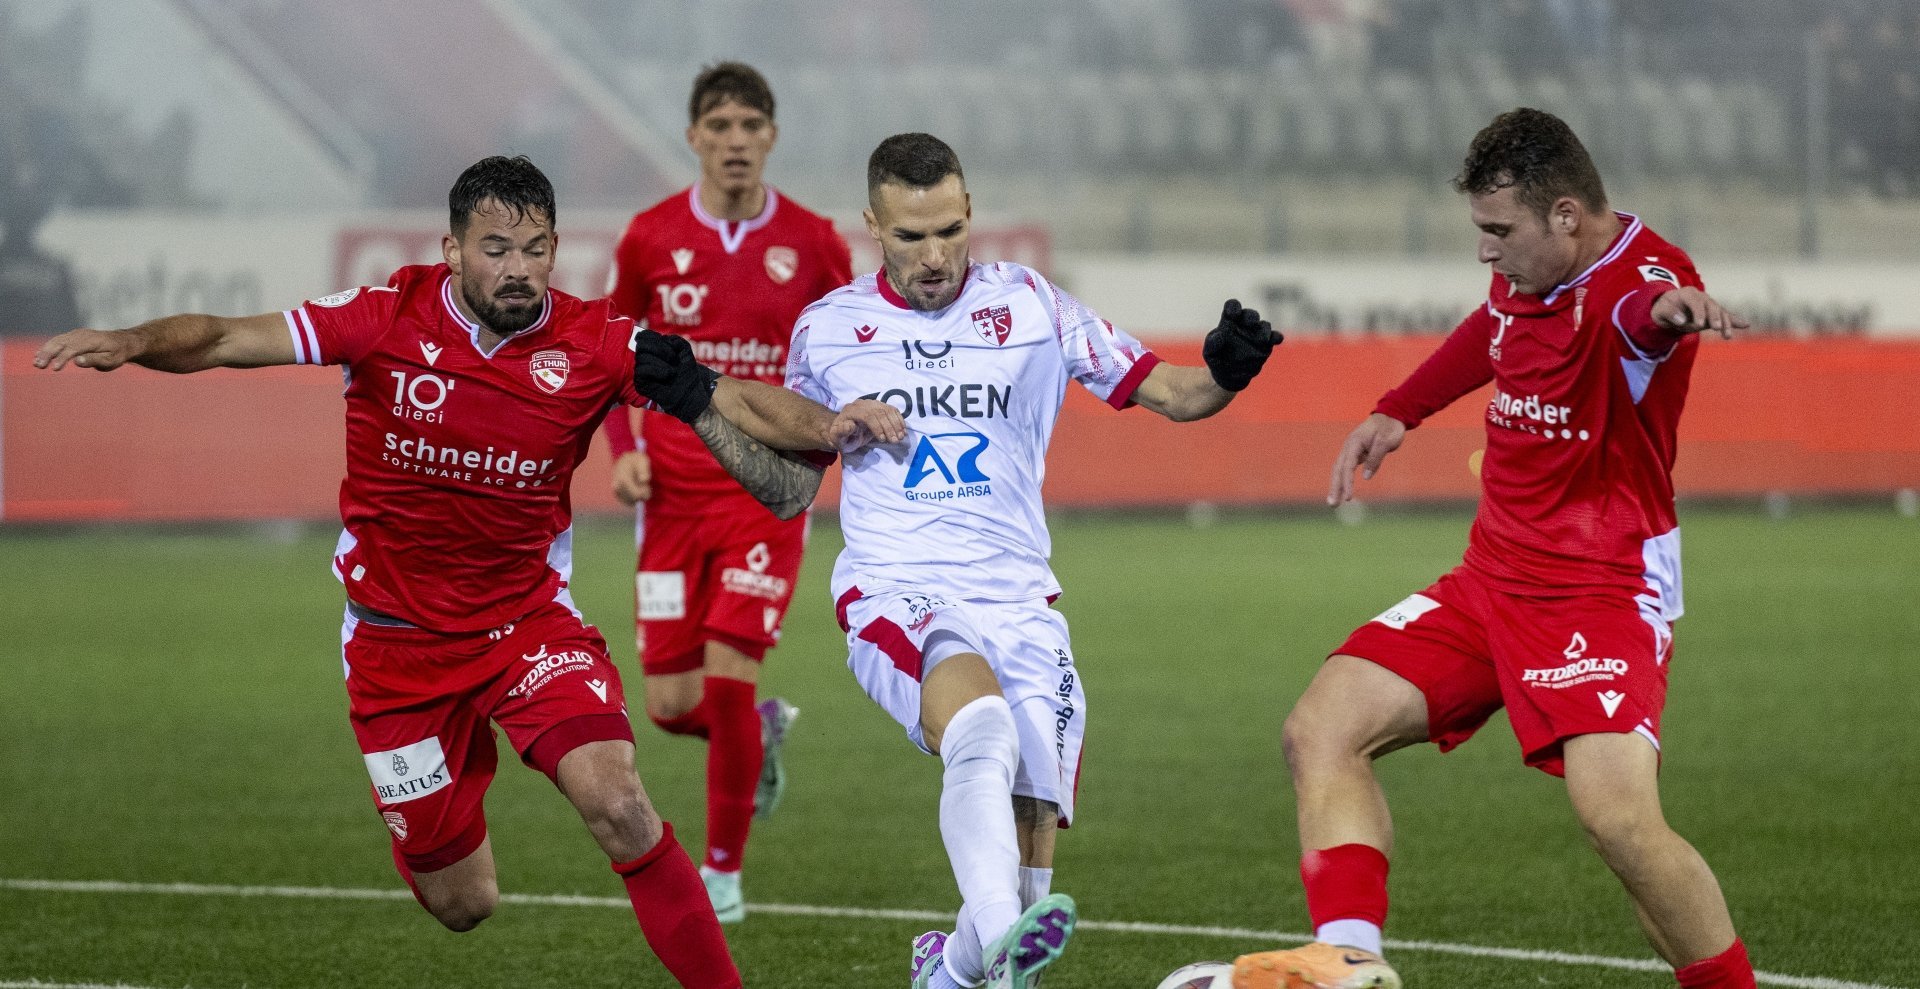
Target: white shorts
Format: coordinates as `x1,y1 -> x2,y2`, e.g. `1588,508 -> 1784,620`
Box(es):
837,587 -> 1086,824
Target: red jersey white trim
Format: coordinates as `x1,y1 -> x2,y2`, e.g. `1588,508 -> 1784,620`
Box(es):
687,183 -> 781,254
438,276 -> 552,357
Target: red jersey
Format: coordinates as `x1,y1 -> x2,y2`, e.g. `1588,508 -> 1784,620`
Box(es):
601,184 -> 851,514
1375,214 -> 1702,610
287,264 -> 643,633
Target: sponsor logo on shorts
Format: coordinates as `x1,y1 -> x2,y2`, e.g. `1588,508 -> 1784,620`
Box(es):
382,811 -> 408,840
1053,647 -> 1077,759
364,737 -> 450,805
722,542 -> 791,601
1522,631 -> 1630,689
1371,593 -> 1440,630
903,595 -> 941,634
509,643 -> 599,698
639,571 -> 687,620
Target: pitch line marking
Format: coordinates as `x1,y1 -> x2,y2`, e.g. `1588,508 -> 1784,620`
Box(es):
2,878 -> 1906,989
0,982 -> 186,989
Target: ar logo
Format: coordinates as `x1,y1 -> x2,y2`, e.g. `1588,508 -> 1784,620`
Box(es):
905,432 -> 991,488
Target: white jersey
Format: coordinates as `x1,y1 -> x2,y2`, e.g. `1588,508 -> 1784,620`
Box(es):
787,261 -> 1160,603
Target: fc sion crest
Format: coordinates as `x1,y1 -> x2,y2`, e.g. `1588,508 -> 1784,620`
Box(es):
764,245 -> 798,284
530,350 -> 570,394
970,305 -> 1013,346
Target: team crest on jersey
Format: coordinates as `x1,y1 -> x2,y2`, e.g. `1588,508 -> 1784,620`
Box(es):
529,350 -> 570,394
312,287 -> 361,308
970,305 -> 1013,346
764,245 -> 798,284
382,811 -> 408,840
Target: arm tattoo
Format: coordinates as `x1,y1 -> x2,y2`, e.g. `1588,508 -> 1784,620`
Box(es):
690,406 -> 825,520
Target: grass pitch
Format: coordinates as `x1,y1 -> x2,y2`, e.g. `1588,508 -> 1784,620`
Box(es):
1,506 -> 1915,988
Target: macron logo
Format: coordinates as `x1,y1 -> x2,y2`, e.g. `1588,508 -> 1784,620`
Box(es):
586,678 -> 609,703
855,324 -> 878,343
672,248 -> 694,275
1597,690 -> 1626,718
420,341 -> 442,366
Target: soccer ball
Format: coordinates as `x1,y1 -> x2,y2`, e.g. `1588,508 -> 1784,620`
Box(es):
1155,961 -> 1235,989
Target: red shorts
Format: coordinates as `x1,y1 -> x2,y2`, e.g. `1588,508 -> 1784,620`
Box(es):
633,503 -> 806,675
342,599 -> 633,870
1333,566 -> 1673,776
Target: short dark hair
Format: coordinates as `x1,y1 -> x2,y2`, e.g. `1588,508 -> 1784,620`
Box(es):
867,133 -> 965,193
1453,108 -> 1607,219
449,156 -> 556,236
690,61 -> 775,123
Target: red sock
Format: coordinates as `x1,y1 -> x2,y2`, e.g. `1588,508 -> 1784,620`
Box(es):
1301,843 -> 1391,928
611,822 -> 741,989
652,700 -> 710,740
1676,939 -> 1755,989
702,675 -> 762,873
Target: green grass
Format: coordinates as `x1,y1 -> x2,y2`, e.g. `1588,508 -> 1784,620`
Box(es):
2,506 -> 1916,988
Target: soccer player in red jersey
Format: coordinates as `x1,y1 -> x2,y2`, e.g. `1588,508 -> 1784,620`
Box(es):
599,62 -> 853,923
34,156 -> 902,989
1232,110 -> 1757,989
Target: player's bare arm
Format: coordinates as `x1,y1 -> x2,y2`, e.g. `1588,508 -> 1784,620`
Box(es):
1653,287 -> 1748,340
709,377 -> 905,452
610,450 -> 652,506
34,312 -> 296,373
1328,412 -> 1408,506
686,403 -> 823,520
1132,299 -> 1283,421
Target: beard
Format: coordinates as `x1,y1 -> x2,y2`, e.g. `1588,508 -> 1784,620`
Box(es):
462,278 -> 544,336
888,262 -> 963,312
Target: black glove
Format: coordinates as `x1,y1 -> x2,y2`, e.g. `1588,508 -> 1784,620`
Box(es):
632,328 -> 720,423
1202,298 -> 1282,392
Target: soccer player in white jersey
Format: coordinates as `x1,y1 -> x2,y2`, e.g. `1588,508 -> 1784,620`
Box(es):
785,133 -> 1283,989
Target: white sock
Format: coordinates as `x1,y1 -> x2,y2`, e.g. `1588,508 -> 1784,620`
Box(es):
1316,919 -> 1383,956
940,912 -> 984,988
927,953 -> 970,989
938,696 -> 1022,984
1018,865 -> 1053,909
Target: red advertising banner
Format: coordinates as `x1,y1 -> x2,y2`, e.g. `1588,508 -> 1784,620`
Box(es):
6,338 -> 1918,522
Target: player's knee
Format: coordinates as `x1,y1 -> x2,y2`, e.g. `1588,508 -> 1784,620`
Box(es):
1577,803 -> 1669,866
939,695 -> 1018,772
427,887 -> 497,932
1282,701 -> 1357,774
646,698 -> 702,734
583,783 -> 663,860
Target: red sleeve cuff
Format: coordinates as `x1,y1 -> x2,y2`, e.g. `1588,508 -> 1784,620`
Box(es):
800,449 -> 838,469
601,406 -> 640,457
1615,284 -> 1682,357
1371,393 -> 1424,430
1105,352 -> 1162,410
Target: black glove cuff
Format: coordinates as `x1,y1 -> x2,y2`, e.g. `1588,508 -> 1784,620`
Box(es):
656,364 -> 721,423
1207,361 -> 1257,392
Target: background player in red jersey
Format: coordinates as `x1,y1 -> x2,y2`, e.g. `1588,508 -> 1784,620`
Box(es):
34,156 -> 901,989
599,61 -> 853,923
1232,110 -> 1757,989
